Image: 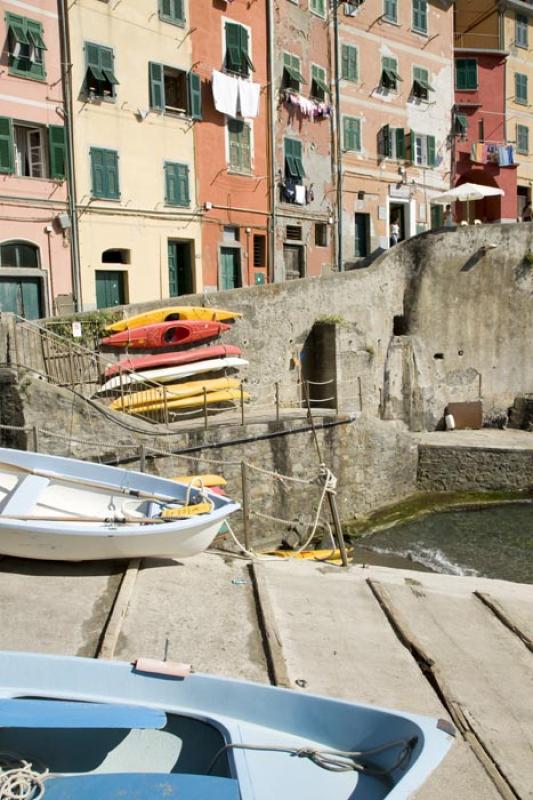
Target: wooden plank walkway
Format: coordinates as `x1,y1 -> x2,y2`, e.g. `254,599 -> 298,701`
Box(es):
1,553 -> 532,798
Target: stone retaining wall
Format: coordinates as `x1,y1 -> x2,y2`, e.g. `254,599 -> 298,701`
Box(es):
417,445 -> 533,492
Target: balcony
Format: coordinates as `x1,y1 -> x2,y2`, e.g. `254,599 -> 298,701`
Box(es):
470,142 -> 517,167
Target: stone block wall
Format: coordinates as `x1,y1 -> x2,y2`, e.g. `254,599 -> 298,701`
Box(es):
417,445 -> 533,492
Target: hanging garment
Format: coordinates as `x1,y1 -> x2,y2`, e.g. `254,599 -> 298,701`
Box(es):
212,70 -> 239,117
498,146 -> 510,166
294,185 -> 306,205
238,80 -> 260,118
283,182 -> 296,203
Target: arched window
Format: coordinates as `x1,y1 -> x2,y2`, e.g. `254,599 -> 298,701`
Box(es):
0,241 -> 40,269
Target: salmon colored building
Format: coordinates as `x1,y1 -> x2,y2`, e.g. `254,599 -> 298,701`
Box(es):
453,50 -> 517,223
273,0 -> 335,280
190,0 -> 269,290
335,0 -> 454,260
0,0 -> 72,319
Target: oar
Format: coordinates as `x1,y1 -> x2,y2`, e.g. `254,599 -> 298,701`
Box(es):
0,460 -> 184,504
0,513 -> 170,525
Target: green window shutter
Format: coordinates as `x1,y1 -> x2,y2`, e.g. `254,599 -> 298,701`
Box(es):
378,124 -> 390,157
229,120 -> 251,172
384,0 -> 397,22
86,43 -> 101,69
341,45 -> 357,81
283,53 -> 305,89
310,0 -> 325,16
0,117 -> 14,174
225,22 -> 242,73
105,150 -> 119,198
240,26 -> 254,75
149,62 -> 165,110
344,117 -> 360,151
91,148 -> 119,199
408,130 -> 415,164
90,148 -> 106,197
284,138 -> 304,179
165,163 -> 190,206
516,14 -> 528,48
517,124 -> 529,154
413,0 -> 427,33
187,71 -> 202,119
427,135 -> 436,167
48,125 -> 66,180
396,128 -> 406,159
516,73 -> 528,104
456,58 -> 477,90
160,0 -> 184,23
26,20 -> 46,50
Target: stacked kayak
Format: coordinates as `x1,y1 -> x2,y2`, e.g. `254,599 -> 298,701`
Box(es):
99,305 -> 249,419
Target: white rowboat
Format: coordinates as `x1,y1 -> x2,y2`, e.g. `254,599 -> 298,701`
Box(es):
0,448 -> 239,561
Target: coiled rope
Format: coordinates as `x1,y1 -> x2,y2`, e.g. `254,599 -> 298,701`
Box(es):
0,754 -> 48,800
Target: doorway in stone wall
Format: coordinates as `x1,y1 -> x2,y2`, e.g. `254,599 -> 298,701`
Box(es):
300,321 -> 337,410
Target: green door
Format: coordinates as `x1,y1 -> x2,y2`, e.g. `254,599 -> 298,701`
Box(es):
354,214 -> 370,258
168,241 -> 193,297
95,271 -> 125,309
0,278 -> 42,319
220,247 -> 241,290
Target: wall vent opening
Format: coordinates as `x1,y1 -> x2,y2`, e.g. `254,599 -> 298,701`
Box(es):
286,225 -> 303,241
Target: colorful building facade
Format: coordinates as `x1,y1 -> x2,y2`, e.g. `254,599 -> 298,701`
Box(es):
0,0 -> 71,319
66,0 -> 203,310
335,0 -> 454,260
190,0 -> 270,291
273,0 -> 336,281
455,0 -> 533,217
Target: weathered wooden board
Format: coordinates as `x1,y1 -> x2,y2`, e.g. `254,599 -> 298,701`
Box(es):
374,580 -> 533,800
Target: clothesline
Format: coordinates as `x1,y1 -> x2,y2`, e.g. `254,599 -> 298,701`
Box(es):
471,141 -> 516,167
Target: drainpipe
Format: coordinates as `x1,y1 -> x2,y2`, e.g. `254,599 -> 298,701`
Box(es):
58,0 -> 82,311
333,1 -> 343,271
266,0 -> 277,283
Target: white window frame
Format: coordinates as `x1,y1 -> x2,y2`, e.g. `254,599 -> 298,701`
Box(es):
224,117 -> 254,175
414,134 -> 430,166
14,123 -> 46,178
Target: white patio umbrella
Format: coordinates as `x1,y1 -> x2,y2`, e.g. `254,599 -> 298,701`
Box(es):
432,182 -> 504,223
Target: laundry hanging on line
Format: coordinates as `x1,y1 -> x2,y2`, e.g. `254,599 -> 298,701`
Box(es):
212,71 -> 260,119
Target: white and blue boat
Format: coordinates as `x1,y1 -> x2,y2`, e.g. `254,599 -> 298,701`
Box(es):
0,651 -> 455,799
0,448 -> 239,561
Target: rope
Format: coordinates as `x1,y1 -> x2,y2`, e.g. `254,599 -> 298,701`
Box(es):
0,754 -> 48,800
206,736 -> 418,777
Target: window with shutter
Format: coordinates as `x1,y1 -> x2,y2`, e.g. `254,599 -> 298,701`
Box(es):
381,57 -> 402,91
159,0 -> 185,25
515,72 -> 528,105
0,118 -> 14,175
412,66 -> 434,100
187,72 -> 202,120
165,162 -> 190,206
84,43 -> 118,99
48,126 -> 66,180
228,120 -> 252,173
517,124 -> 529,154
225,23 -> 254,77
310,0 -> 326,17
6,13 -> 46,80
455,59 -> 477,90
284,138 -> 305,184
384,0 -> 397,23
310,65 -> 329,101
411,133 -> 436,166
341,45 -> 358,82
516,14 -> 528,49
149,63 -> 201,118
412,0 -> 428,33
283,53 -> 306,92
90,148 -> 120,199
343,117 -> 361,152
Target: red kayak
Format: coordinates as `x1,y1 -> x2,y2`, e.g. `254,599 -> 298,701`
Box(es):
104,345 -> 242,378
100,320 -> 230,350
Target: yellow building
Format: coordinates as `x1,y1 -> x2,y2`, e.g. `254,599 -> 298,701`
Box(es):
67,0 -> 202,310
455,0 -> 533,215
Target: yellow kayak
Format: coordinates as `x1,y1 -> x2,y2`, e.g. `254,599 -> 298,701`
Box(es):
173,474 -> 227,487
106,306 -> 242,333
130,388 -> 250,415
110,377 -> 240,411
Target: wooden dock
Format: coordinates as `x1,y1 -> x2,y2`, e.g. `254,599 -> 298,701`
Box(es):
1,553 -> 531,799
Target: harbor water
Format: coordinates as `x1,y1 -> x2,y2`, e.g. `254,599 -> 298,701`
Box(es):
352,503 -> 533,584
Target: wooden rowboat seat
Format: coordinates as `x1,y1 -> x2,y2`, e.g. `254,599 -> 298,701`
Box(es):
0,475 -> 50,517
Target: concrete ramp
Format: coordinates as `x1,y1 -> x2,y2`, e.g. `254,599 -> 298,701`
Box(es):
372,580 -> 533,800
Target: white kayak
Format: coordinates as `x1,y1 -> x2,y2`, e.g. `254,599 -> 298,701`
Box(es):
97,357 -> 248,393
0,448 -> 239,561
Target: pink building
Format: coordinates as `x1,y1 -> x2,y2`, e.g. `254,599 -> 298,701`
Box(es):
0,0 -> 72,318
453,50 -> 517,223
